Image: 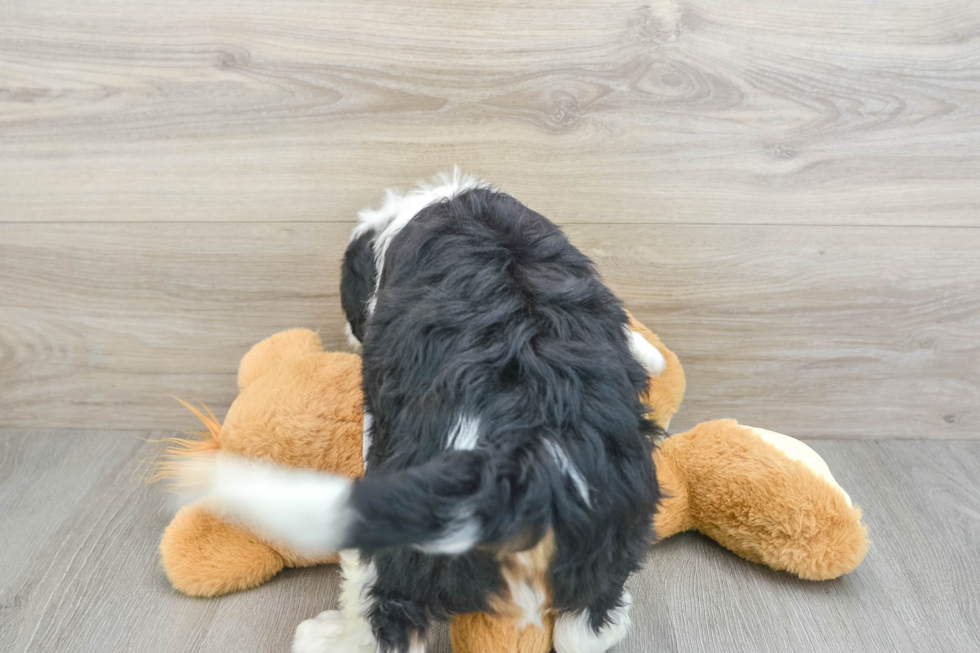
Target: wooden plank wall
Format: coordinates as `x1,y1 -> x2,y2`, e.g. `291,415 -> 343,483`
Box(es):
1,0 -> 978,437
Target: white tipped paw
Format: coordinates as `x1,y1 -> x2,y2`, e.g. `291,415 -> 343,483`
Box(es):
293,610 -> 376,653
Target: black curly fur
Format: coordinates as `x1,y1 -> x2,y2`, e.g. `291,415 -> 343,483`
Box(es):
339,187 -> 660,652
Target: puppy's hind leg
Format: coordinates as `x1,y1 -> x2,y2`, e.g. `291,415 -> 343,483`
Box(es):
365,581 -> 430,653
293,549 -> 429,653
292,551 -> 378,653
554,589 -> 633,653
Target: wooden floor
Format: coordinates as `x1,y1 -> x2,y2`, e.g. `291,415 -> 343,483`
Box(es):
2,0 -> 979,438
1,429 -> 978,653
2,2 -> 978,651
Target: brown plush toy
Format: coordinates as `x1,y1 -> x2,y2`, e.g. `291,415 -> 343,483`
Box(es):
160,319 -> 867,653
159,329 -> 364,595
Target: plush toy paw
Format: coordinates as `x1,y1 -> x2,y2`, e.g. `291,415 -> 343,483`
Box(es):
159,499 -> 285,597
293,610 -> 376,653
653,419 -> 869,580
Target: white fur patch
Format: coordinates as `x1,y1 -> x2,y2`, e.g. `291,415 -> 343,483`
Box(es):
352,168 -> 487,315
293,551 -> 379,653
446,414 -> 481,451
416,507 -> 481,555
345,321 -> 362,350
362,411 -> 373,471
510,579 -> 547,629
508,552 -> 547,628
543,439 -> 591,507
185,452 -> 355,556
748,427 -> 853,507
350,186 -> 404,242
339,550 -> 378,618
554,591 -> 633,653
626,328 -> 667,378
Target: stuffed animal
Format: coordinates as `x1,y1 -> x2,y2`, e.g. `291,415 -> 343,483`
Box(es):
159,319 -> 867,653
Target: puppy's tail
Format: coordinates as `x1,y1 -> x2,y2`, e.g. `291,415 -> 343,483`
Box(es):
180,448 -> 534,556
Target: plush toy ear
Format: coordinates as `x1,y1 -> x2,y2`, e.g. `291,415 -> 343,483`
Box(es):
237,329 -> 324,391
624,312 -> 686,430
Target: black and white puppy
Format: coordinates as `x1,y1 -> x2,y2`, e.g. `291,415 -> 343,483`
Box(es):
192,172 -> 665,653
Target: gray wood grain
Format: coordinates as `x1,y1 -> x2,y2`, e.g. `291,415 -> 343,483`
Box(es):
1,0 -> 979,227
2,0 -> 980,438
2,222 -> 978,437
2,0 -> 979,647
1,431 -> 977,652
0,430 -> 343,653
633,439 -> 980,653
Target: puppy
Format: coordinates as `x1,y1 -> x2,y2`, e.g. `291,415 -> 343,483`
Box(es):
192,172 -> 662,653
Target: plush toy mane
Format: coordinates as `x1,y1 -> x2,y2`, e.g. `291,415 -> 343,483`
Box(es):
149,399 -> 222,484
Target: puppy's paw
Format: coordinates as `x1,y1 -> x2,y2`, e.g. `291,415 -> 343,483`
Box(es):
293,610 -> 376,653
